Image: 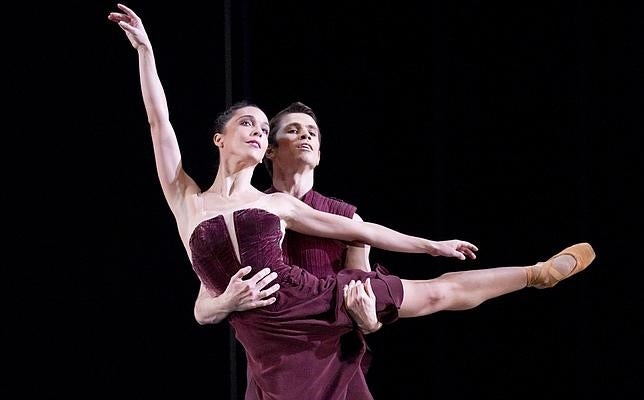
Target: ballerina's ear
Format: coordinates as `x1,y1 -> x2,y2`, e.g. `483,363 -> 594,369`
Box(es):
213,132 -> 224,148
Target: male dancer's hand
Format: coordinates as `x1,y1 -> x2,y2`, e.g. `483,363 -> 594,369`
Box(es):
194,267 -> 280,325
222,266 -> 280,312
344,278 -> 382,334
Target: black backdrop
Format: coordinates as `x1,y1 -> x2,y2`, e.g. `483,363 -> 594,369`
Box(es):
10,1 -> 643,399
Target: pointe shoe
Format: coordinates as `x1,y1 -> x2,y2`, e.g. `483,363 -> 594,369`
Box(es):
526,243 -> 596,289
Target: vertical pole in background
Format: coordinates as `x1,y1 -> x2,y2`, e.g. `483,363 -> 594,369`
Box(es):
223,1 -> 236,399
224,0 -> 233,108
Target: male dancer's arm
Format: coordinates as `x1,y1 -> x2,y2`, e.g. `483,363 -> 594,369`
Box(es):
343,213 -> 383,334
194,267 -> 279,324
344,213 -> 372,271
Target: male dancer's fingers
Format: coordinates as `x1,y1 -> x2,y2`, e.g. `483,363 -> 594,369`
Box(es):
364,278 -> 375,300
355,281 -> 370,301
257,272 -> 278,288
349,280 -> 358,302
248,297 -> 277,309
241,281 -> 279,310
347,280 -> 367,304
249,267 -> 269,282
343,285 -> 350,305
230,266 -> 253,282
250,267 -> 276,286
344,281 -> 356,305
260,283 -> 280,298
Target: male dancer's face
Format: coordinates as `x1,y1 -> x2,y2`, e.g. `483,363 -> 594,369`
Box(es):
267,113 -> 321,170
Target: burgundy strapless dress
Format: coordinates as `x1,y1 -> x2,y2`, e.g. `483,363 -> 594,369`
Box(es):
189,208 -> 403,400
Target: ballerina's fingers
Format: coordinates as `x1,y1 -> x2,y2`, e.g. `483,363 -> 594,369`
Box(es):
107,12 -> 128,23
459,242 -> 479,259
117,3 -> 140,20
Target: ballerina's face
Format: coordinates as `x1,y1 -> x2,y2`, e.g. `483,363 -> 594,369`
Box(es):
215,106 -> 270,164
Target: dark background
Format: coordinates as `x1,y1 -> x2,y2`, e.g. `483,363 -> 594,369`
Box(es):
10,1 -> 643,398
